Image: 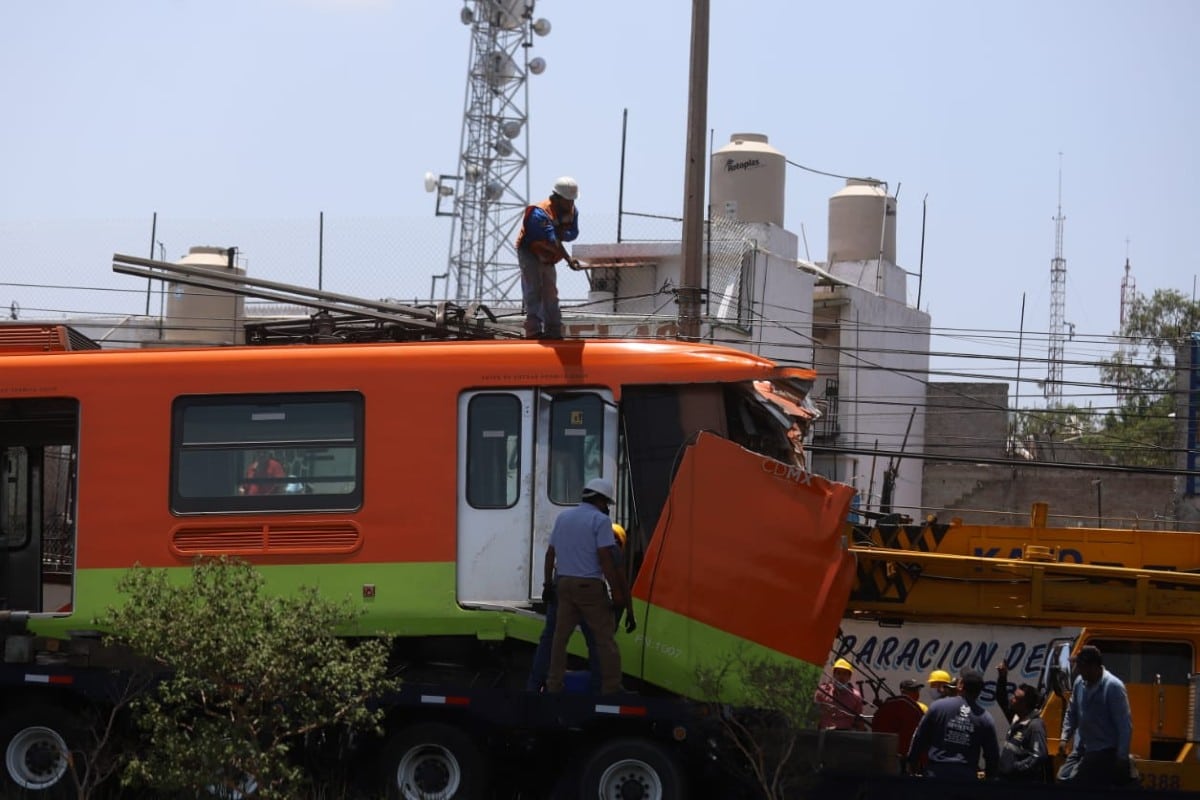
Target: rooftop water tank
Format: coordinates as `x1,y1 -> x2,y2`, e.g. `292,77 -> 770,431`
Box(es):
828,179 -> 896,265
710,133 -> 785,227
164,246 -> 246,346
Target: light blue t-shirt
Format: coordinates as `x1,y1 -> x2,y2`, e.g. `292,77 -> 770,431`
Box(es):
549,502 -> 615,579
1062,669 -> 1133,758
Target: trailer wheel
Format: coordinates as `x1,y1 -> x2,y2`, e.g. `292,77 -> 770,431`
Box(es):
0,703 -> 81,798
380,721 -> 486,800
579,738 -> 685,800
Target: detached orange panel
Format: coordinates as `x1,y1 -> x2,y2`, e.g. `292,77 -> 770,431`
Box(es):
634,433 -> 856,665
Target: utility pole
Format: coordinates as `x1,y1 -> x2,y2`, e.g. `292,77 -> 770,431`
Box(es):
678,0 -> 709,341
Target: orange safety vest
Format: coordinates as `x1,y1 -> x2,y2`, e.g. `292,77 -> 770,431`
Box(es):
515,198 -> 571,254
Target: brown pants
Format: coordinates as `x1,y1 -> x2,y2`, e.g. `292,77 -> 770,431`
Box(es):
545,576 -> 622,694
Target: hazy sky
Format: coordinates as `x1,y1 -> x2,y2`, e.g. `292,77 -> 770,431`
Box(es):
2,0 -> 1197,409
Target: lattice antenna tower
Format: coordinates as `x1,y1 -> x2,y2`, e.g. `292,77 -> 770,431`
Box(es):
426,2 -> 551,305
1045,156 -> 1067,406
1119,244 -> 1136,331
1117,242 -> 1136,401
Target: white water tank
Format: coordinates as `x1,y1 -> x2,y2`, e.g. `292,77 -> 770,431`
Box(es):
710,133 -> 785,227
164,246 -> 246,346
828,179 -> 896,265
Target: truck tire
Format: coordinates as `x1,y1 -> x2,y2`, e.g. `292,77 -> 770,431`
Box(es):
0,703 -> 82,798
380,721 -> 487,800
578,737 -> 686,800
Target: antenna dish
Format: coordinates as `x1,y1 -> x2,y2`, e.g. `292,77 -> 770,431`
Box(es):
423,172 -> 438,193
532,18 -> 551,36
528,57 -> 546,75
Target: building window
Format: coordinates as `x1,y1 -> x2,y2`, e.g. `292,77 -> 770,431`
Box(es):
466,394 -> 521,509
549,394 -> 604,504
172,393 -> 363,514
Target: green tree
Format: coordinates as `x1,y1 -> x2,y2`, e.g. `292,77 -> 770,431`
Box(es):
695,650 -> 821,800
100,557 -> 398,799
1097,288 -> 1200,467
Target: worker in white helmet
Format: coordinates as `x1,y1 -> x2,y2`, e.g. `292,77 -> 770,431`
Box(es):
527,520 -> 634,693
514,176 -> 581,339
543,477 -> 627,694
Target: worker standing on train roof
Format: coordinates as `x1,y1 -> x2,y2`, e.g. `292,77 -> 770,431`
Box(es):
515,176 -> 580,340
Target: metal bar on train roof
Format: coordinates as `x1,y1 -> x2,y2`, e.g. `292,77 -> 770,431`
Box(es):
112,253 -> 523,338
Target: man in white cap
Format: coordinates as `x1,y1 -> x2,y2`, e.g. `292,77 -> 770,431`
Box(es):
544,477 -> 628,694
514,176 -> 581,339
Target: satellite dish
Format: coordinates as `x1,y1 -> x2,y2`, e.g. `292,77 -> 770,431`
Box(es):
423,172 -> 439,193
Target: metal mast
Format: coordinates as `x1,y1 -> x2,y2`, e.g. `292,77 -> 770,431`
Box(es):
428,2 -> 551,305
1117,247 -> 1136,402
1119,251 -> 1136,331
1045,156 -> 1067,406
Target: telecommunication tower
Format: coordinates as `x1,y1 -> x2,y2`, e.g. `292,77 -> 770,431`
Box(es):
1045,159 -> 1067,406
1119,252 -> 1136,331
425,1 -> 552,305
1117,250 -> 1136,401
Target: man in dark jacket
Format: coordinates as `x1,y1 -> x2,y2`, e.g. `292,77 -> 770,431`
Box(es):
999,684 -> 1049,781
907,668 -> 1000,781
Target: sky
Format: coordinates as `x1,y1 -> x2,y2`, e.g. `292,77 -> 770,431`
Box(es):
2,0 -> 1198,411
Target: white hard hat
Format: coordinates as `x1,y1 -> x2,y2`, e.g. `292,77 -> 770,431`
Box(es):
582,477 -> 614,503
552,176 -> 579,201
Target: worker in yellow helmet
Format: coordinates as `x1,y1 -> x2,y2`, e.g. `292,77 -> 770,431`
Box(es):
928,669 -> 956,701
814,657 -> 866,730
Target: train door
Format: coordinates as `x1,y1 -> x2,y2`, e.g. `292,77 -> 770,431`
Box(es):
529,390 -> 617,601
456,388 -> 616,607
457,391 -> 534,606
0,398 -> 78,615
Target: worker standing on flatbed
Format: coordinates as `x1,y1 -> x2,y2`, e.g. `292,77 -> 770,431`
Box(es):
543,478 -> 627,695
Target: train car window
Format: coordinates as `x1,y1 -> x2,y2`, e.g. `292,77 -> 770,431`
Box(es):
549,394 -> 603,505
466,394 -> 521,509
172,393 -> 363,514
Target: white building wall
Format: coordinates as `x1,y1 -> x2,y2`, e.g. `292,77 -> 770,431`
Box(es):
817,284 -> 930,517
743,223 -> 815,366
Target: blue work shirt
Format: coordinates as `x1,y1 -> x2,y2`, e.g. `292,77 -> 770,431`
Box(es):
548,502 -> 614,579
1061,668 -> 1133,758
908,695 -> 1000,780
519,202 -> 579,251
